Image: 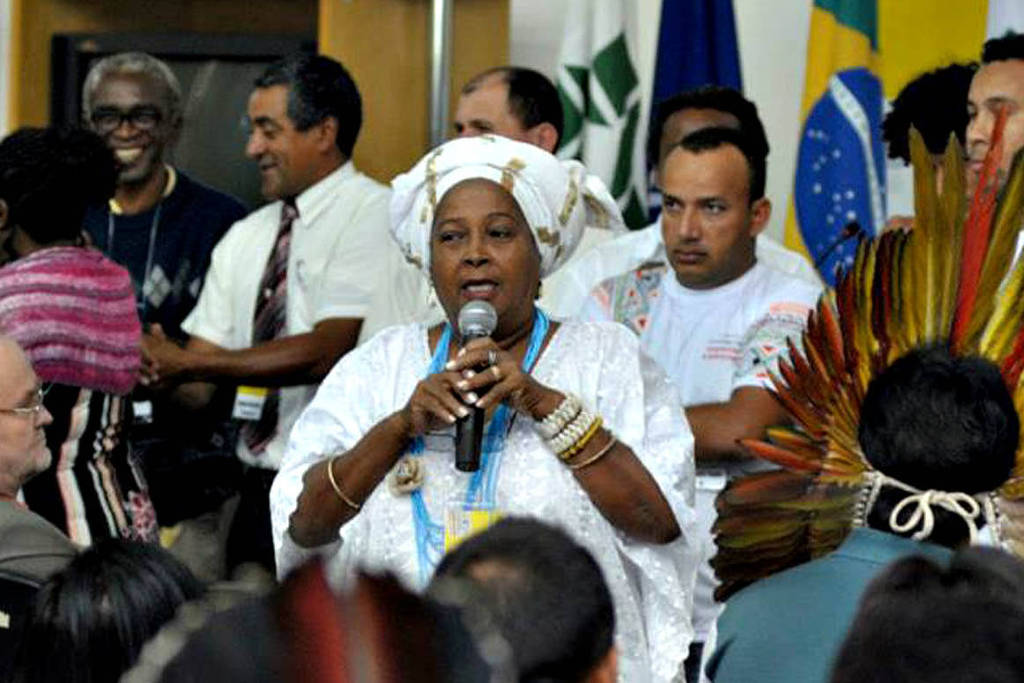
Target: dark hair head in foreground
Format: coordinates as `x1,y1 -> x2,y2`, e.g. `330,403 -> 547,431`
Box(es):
16,538 -> 204,683
832,546 -> 1024,683
145,562 -> 501,683
858,346 -> 1018,547
432,517 -> 616,682
0,126 -> 116,245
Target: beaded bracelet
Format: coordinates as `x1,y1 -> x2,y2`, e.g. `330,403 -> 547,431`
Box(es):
569,435 -> 618,471
326,455 -> 361,511
559,416 -> 604,461
536,393 -> 582,439
548,408 -> 595,455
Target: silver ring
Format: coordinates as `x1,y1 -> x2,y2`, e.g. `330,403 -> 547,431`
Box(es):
487,350 -> 498,366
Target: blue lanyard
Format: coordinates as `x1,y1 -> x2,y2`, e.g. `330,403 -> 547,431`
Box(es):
409,308 -> 550,584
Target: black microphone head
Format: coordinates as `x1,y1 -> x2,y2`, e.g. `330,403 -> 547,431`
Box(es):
457,301 -> 498,339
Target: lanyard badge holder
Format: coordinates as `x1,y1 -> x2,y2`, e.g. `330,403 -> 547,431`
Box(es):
408,309 -> 550,584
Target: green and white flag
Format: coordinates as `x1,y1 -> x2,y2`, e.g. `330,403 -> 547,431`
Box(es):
556,0 -> 648,229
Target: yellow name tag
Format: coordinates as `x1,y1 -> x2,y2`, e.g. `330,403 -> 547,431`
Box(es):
233,386 -> 269,421
444,503 -> 502,552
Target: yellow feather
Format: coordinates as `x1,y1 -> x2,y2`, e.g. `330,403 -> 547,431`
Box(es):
979,252 -> 1024,360
937,135 -> 966,338
966,148 -> 1024,352
909,129 -> 940,339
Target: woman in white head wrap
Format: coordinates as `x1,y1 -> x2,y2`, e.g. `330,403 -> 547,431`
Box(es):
270,136 -> 698,682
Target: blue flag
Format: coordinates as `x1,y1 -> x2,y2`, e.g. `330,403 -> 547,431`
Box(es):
651,0 -> 743,107
648,0 -> 743,218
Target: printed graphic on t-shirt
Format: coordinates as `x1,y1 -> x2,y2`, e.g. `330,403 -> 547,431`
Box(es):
702,336 -> 743,363
737,302 -> 815,384
592,262 -> 668,336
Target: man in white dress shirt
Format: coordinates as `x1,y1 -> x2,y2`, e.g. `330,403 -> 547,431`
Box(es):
141,54 -> 391,578
581,122 -> 822,681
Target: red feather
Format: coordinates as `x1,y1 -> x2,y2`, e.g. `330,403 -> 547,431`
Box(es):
739,439 -> 824,473
1002,327 -> 1024,387
951,106 -> 1007,350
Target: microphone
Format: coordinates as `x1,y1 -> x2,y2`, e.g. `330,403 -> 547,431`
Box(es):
813,221 -> 864,271
455,301 -> 497,472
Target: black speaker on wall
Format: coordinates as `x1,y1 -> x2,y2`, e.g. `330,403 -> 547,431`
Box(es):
51,32 -> 315,210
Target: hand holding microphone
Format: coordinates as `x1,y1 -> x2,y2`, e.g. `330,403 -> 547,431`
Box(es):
399,300 -> 557,471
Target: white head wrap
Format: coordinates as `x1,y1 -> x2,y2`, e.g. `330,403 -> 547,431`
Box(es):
389,135 -> 625,279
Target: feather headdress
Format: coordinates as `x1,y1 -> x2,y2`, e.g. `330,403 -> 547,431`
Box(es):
713,112 -> 1024,601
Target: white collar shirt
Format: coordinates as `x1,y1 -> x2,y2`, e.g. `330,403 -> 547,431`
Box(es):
183,161 -> 392,468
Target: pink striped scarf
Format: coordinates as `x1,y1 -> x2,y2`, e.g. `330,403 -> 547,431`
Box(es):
0,246 -> 140,395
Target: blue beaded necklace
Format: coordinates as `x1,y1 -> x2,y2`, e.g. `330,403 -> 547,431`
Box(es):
408,308 -> 549,585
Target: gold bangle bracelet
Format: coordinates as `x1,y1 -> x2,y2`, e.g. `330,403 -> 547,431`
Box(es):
559,416 -> 604,460
326,456 -> 361,511
568,435 -> 617,471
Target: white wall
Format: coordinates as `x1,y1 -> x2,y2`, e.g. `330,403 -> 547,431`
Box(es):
510,0 -> 811,241
733,0 -> 811,240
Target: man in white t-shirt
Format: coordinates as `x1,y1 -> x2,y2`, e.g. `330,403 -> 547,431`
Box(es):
581,125 -> 822,680
359,66 -> 624,340
554,87 -> 819,319
140,54 -> 391,578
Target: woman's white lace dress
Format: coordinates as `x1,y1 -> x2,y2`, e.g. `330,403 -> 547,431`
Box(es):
270,319 -> 698,682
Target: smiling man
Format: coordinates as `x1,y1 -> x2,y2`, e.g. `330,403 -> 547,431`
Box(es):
80,53 -> 248,579
141,53 -> 391,579
82,52 -> 247,339
581,126 -> 821,680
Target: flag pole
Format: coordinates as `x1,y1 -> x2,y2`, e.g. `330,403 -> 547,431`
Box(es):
429,0 -> 453,148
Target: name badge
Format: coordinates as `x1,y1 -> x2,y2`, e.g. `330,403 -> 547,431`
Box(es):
132,400 -> 154,424
233,386 -> 268,421
444,500 -> 502,552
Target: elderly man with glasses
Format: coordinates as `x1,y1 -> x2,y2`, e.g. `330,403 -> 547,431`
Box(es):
0,337 -> 76,583
79,53 -> 249,579
81,52 -> 247,339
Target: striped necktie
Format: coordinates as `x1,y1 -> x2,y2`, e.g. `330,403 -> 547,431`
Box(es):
241,199 -> 298,455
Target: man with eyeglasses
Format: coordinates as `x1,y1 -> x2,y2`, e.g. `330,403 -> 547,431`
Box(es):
0,337 -> 76,583
79,53 -> 247,580
81,52 -> 247,339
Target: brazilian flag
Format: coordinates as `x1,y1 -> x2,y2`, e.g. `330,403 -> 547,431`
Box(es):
785,0 -> 884,285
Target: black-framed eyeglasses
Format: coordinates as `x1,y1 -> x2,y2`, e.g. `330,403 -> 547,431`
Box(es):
0,386 -> 47,418
90,106 -> 163,134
